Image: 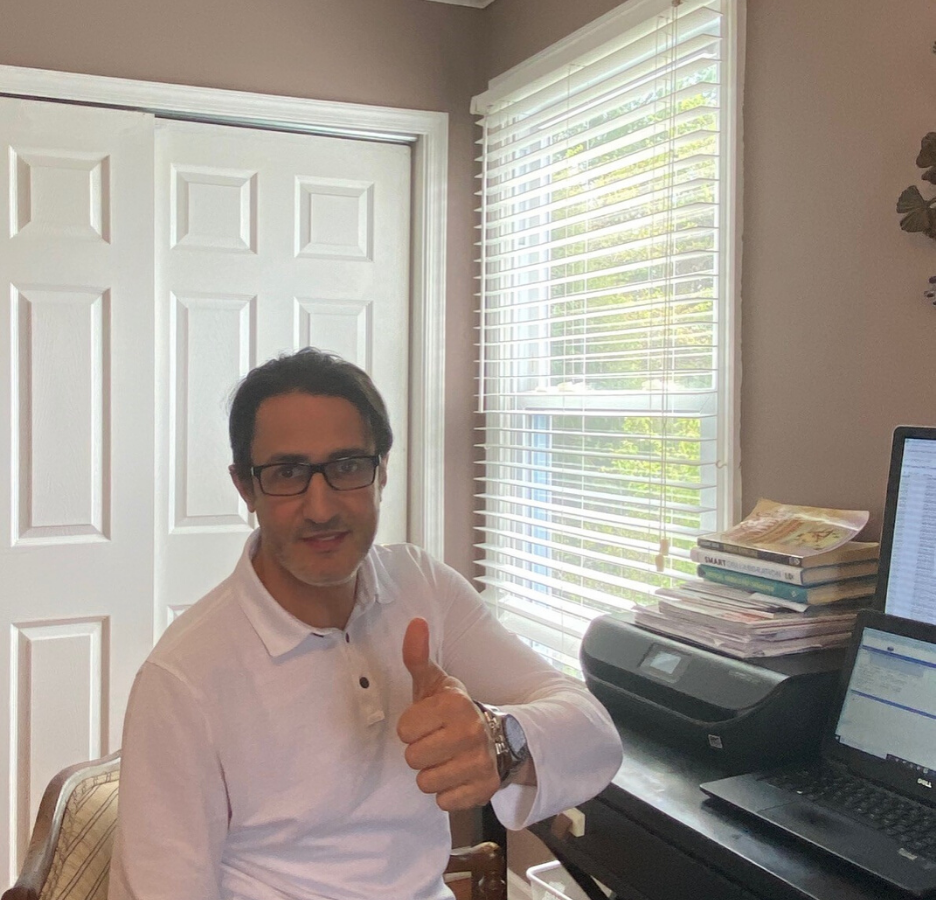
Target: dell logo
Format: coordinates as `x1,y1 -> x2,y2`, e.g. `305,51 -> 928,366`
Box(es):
917,778 -> 933,789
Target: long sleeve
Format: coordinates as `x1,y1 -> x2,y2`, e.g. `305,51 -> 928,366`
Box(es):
108,662 -> 229,900
435,564 -> 624,830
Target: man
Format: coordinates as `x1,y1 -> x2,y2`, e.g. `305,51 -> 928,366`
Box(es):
109,348 -> 623,900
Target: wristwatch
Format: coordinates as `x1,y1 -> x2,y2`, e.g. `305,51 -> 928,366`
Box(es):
474,701 -> 529,783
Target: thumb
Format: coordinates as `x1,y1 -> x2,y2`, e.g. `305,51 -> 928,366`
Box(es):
402,617 -> 446,701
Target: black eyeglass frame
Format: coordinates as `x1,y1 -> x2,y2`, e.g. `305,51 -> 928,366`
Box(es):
250,455 -> 381,496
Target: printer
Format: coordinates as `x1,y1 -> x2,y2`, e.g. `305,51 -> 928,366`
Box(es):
581,613 -> 846,773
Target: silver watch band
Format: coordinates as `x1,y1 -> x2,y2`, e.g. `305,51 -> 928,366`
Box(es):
474,701 -> 523,783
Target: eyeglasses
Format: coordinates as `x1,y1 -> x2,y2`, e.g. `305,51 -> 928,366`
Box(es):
250,455 -> 380,496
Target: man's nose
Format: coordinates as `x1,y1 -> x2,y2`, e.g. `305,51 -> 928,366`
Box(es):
300,471 -> 340,522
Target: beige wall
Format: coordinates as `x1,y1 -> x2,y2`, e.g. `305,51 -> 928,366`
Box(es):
0,0 -> 480,107
740,0 -> 934,539
484,0 -> 623,76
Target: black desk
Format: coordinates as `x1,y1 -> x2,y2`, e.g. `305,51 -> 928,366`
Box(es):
529,723 -> 909,900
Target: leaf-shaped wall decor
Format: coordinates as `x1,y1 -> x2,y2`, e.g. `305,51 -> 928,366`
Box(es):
915,133 -> 936,168
897,132 -> 936,241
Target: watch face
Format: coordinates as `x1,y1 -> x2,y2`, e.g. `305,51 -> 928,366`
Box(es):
503,714 -> 528,759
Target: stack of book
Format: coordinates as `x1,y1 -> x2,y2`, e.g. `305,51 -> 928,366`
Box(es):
635,500 -> 881,659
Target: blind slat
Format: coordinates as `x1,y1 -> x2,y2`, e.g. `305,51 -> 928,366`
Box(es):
483,8 -> 723,140
479,156 -> 717,225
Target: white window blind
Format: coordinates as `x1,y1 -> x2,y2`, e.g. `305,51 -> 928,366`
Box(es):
473,0 -> 740,677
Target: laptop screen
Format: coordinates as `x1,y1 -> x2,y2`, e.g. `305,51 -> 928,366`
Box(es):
878,428 -> 936,625
834,624 -> 936,781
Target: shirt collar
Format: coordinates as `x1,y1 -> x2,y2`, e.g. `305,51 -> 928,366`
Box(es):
234,530 -> 390,658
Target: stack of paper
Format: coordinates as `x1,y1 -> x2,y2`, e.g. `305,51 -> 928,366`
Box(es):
635,580 -> 864,658
638,501 -> 879,658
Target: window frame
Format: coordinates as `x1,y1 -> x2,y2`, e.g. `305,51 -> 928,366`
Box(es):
472,0 -> 744,675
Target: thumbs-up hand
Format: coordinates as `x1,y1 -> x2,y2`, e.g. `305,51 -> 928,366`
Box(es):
396,617 -> 501,811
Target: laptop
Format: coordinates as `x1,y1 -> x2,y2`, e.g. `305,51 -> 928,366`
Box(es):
701,610 -> 936,895
875,426 -> 936,624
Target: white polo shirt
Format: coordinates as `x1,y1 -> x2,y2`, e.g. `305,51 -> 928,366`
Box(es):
109,535 -> 623,900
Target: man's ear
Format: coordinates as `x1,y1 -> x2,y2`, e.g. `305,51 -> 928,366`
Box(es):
378,454 -> 389,489
229,464 -> 257,513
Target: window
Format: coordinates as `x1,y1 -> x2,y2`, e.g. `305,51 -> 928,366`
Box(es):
473,0 -> 742,677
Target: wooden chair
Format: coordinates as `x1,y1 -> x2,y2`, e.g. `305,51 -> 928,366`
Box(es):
3,754 -> 506,900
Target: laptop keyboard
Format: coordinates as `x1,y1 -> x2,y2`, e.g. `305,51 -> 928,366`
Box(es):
765,765 -> 936,859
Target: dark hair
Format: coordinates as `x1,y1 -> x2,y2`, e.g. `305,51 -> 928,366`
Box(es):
228,347 -> 393,479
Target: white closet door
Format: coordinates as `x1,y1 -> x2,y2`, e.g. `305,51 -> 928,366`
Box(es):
154,120 -> 412,625
0,104 -> 414,880
0,97 -> 156,880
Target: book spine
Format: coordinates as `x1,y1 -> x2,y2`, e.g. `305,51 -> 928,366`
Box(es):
697,565 -> 808,602
696,537 -> 803,567
689,547 -> 806,584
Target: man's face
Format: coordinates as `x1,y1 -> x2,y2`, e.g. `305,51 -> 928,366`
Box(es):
232,392 -> 386,615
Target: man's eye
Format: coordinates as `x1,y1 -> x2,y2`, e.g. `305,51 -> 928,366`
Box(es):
272,465 -> 303,480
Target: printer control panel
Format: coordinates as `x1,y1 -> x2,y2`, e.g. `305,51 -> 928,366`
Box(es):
638,644 -> 692,683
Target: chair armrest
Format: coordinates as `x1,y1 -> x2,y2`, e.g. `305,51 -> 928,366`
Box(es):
1,752 -> 120,900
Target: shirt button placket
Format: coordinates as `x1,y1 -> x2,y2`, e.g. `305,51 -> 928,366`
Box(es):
344,627 -> 383,726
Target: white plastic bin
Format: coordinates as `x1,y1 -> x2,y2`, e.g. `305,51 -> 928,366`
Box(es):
526,861 -> 594,900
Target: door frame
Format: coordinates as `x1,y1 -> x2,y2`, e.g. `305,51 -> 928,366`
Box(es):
0,64 -> 448,558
